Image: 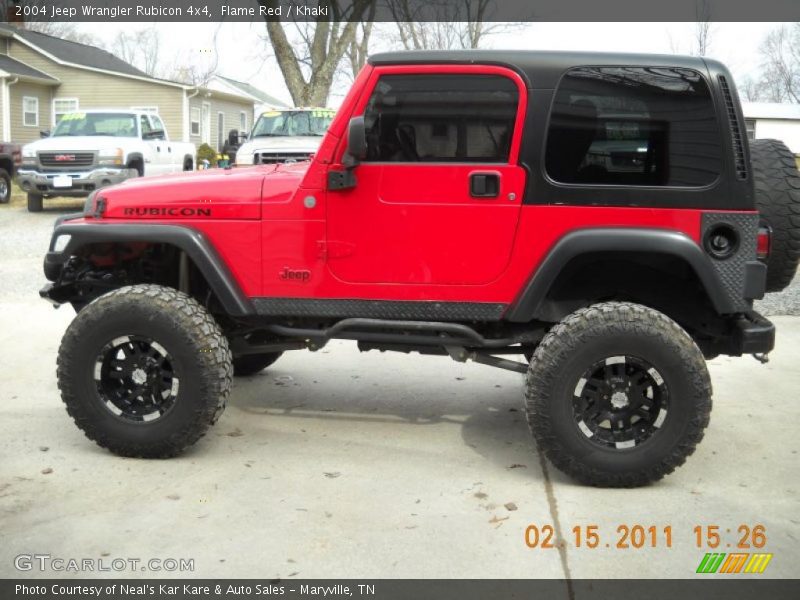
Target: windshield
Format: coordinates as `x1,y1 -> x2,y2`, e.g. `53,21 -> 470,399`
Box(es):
52,112 -> 137,137
250,109 -> 334,138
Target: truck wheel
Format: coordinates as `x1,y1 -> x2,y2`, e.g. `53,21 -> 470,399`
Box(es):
0,168 -> 11,203
751,138 -> 800,292
27,192 -> 43,212
525,302 -> 712,487
56,284 -> 232,458
233,352 -> 283,376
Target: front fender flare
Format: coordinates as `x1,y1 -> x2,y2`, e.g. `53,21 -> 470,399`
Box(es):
45,222 -> 254,316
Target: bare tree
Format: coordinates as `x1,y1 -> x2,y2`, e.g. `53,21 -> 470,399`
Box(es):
258,0 -> 374,106
344,1 -> 377,79
738,76 -> 763,103
693,0 -> 713,56
387,0 -> 519,51
759,24 -> 800,103
109,28 -> 161,77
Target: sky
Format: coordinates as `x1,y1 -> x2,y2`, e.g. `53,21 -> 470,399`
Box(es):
80,21 -> 782,107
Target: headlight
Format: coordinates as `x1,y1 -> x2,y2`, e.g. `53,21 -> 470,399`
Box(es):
97,148 -> 124,166
22,146 -> 36,158
53,234 -> 71,253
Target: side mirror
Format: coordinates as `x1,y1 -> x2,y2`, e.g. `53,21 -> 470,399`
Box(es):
344,116 -> 366,167
40,130 -> 50,138
228,129 -> 239,146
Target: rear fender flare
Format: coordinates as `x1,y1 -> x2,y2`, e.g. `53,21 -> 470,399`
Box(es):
505,228 -> 736,322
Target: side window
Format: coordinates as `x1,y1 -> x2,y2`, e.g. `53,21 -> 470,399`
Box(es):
545,66 -> 722,187
362,74 -> 519,163
140,115 -> 152,137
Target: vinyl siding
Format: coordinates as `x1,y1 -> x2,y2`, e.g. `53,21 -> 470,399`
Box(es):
8,40 -> 185,141
9,82 -> 49,143
189,94 -> 253,152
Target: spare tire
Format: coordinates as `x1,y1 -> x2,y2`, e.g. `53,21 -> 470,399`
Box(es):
751,139 -> 800,292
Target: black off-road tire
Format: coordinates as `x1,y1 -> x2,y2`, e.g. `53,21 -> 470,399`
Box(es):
233,352 -> 283,376
27,192 -> 43,212
56,284 -> 232,458
0,168 -> 11,203
525,302 -> 712,487
751,138 -> 800,292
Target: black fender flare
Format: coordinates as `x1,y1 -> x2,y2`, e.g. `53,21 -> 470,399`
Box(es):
504,228 -> 737,322
46,222 -> 254,316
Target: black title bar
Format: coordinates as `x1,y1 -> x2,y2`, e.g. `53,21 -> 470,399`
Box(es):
1,0 -> 800,23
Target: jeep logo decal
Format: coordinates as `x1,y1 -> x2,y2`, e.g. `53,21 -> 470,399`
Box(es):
279,267 -> 311,282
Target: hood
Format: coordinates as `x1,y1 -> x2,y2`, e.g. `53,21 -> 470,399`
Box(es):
239,135 -> 323,154
25,136 -> 136,152
96,164 -> 308,221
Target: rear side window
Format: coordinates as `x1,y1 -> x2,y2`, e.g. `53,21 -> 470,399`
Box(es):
545,66 -> 722,187
363,74 -> 519,163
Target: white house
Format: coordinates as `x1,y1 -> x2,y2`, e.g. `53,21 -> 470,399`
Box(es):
742,102 -> 800,155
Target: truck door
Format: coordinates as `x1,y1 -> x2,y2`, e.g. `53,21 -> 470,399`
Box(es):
326,66 -> 527,286
140,114 -> 169,175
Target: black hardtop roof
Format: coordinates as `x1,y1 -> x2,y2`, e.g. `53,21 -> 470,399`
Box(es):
368,50 -> 721,88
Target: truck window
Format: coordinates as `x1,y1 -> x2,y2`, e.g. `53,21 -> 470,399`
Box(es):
545,66 -> 722,187
362,74 -> 519,163
51,112 -> 137,138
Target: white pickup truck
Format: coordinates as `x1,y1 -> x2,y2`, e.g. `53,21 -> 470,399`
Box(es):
17,109 -> 196,212
234,108 -> 335,166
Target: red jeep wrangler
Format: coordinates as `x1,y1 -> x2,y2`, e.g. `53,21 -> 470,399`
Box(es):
41,51 -> 800,487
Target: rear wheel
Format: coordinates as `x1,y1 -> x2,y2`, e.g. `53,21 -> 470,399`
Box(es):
751,138 -> 800,291
27,192 -> 43,212
233,352 -> 283,376
525,302 -> 712,487
57,285 -> 232,457
0,168 -> 11,203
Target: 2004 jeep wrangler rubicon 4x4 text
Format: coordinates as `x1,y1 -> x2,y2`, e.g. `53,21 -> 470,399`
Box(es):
41,51 -> 800,487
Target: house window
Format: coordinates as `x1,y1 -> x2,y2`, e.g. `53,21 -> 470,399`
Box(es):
745,119 -> 756,141
217,112 -> 225,150
191,107 -> 201,136
545,66 -> 722,187
240,111 -> 247,133
53,98 -> 79,125
23,97 -> 39,127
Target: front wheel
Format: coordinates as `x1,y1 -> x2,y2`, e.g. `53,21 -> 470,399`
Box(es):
525,302 -> 712,487
56,285 -> 232,457
27,192 -> 43,212
0,168 -> 11,203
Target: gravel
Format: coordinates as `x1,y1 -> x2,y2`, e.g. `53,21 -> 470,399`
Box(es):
2,197 -> 799,314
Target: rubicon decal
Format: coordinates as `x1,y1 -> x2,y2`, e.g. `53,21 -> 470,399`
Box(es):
123,207 -> 211,217
696,552 -> 773,574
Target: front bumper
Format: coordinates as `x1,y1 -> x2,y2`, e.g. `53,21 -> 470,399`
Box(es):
16,167 -> 136,197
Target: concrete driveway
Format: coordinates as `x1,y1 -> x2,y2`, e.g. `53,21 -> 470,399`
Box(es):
0,202 -> 798,579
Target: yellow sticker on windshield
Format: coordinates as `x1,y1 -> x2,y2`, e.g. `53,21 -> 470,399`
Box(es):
262,111 -> 281,117
311,109 -> 335,118
61,112 -> 86,121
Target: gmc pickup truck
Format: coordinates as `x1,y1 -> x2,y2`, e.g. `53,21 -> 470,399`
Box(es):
234,107 -> 335,165
17,109 -> 196,212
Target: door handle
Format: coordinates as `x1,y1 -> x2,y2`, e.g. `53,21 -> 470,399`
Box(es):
470,173 -> 500,198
